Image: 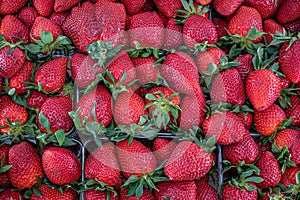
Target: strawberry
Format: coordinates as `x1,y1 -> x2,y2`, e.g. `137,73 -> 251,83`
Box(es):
154,181 -> 197,200
223,133 -> 259,164
279,40 -> 300,83
164,141 -> 212,181
32,0 -> 55,17
183,15 -> 217,49
30,184 -> 78,200
85,142 -> 120,186
9,61 -> 34,94
76,85 -> 113,126
49,12 -> 69,26
195,179 -> 219,200
260,191 -> 286,200
132,56 -> 159,85
256,151 -> 281,188
256,141 -> 272,155
202,111 -> 246,145
280,77 -> 292,89
114,90 -> 147,126
237,113 -> 253,130
281,167 -> 300,187
34,57 -> 67,93
263,19 -> 284,44
0,95 -> 28,134
120,188 -> 155,200
0,189 -> 22,200
245,0 -> 282,19
285,95 -> 300,127
195,0 -> 212,6
213,0 -> 243,16
85,189 -> 118,200
54,0 -> 80,13
164,18 -> 183,50
116,139 -> 157,178
197,48 -> 227,73
277,0 -> 300,24
153,0 -> 182,18
213,18 -> 228,39
26,90 -> 47,110
18,7 -> 39,28
285,19 -> 300,32
222,183 -> 258,200
42,147 -> 81,185
0,145 -> 10,189
38,96 -> 73,133
142,0 -> 156,12
0,15 -> 29,43
235,54 -> 254,82
228,6 -> 263,44
121,0 -> 146,15
152,138 -> 176,165
8,142 -> 44,189
0,0 -> 28,15
128,12 -> 164,48
246,69 -> 281,111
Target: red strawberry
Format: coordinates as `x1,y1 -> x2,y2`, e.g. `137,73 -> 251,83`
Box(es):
26,90 -> 47,110
49,12 -> 69,26
38,96 -> 73,133
128,12 -> 164,48
121,0 -> 146,15
157,11 -> 169,26
76,85 -> 113,126
277,0 -> 300,24
142,0 -> 156,12
0,0 -> 28,15
120,188 -> 155,200
183,15 -> 217,49
235,54 -> 254,82
279,40 -> 300,83
195,0 -> 212,6
154,181 -> 197,200
256,141 -> 272,155
246,69 -> 281,111
0,15 -> 29,43
213,0 -> 243,16
263,19 -> 284,44
34,57 -> 67,93
18,7 -> 39,28
153,0 -> 182,18
228,6 -> 263,44
8,142 -> 44,189
85,142 -> 120,186
223,133 -> 259,164
285,95 -> 300,127
254,103 -> 286,136
245,0 -> 282,19
0,189 -> 22,200
260,191 -> 286,200
222,183 -> 258,200
213,18 -> 228,39
116,139 -> 157,178
196,179 -> 219,200
85,189 -> 118,200
280,167 -> 300,187
30,184 -> 78,200
32,0 -> 55,17
0,46 -> 25,78
285,19 -> 300,32
0,95 -> 28,134
197,48 -> 227,72
237,113 -> 253,130
0,145 -> 10,189
280,77 -> 292,89
202,111 -> 246,145
42,147 -> 81,185
132,56 -> 159,85
152,138 -> 177,165
9,61 -> 34,94
54,0 -> 80,13
164,141 -> 212,181
164,18 -> 183,50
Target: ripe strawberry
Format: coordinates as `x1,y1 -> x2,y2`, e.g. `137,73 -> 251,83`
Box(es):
0,145 -> 10,189
263,19 -> 284,44
196,179 -> 219,200
213,18 -> 228,39
254,103 -> 286,136
197,48 -> 227,72
256,141 -> 272,155
128,12 -> 164,48
237,113 -> 253,130
18,7 -> 39,28
42,147 -> 81,185
0,95 -> 28,134
245,0 -> 282,19
223,133 -> 259,164
285,19 -> 300,32
38,96 -> 73,133
246,69 -> 281,111
195,0 -> 212,6
164,18 -> 183,50
49,12 -> 69,26
285,95 -> 300,127
34,57 -> 67,93
256,151 -> 281,188
281,167 -> 300,187
8,142 -> 44,189
164,141 -> 212,181
213,0 -> 243,16
85,189 -> 118,200
152,138 -> 176,165
32,0 -> 54,17
116,139 -> 157,178
280,77 -> 292,89
0,189 -> 22,200
228,6 -> 263,44
153,0 -> 182,18
277,0 -> 300,24
120,188 -> 155,200
26,90 -> 47,110
142,0 -> 156,12
222,183 -> 258,200
279,40 -> 300,83
121,0 -> 146,15
202,111 -> 246,145
235,54 -> 254,82
132,56 -> 159,85
30,184 -> 78,200
0,46 -> 25,79
0,15 -> 29,43
0,0 -> 28,15
9,61 -> 34,94
154,181 -> 197,200
54,0 -> 80,13
85,142 -> 120,186
183,15 -> 217,49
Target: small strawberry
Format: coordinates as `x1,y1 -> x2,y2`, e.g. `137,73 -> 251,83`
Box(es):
49,12 -> 69,26
213,18 -> 228,39
213,0 -> 243,16
285,95 -> 300,127
120,188 -> 155,200
280,77 -> 292,89
9,61 -> 34,94
285,19 -> 300,32
263,19 -> 284,44
153,0 -> 182,18
237,113 -> 253,130
197,48 -> 227,73
85,189 -> 118,200
152,138 -> 176,165
222,183 -> 258,200
54,0 -> 80,13
30,184 -> 78,200
154,181 -> 197,200
121,0 -> 146,15
42,147 -> 81,185
32,0 -> 55,17
235,54 -> 254,82
281,167 -> 300,188
196,179 -> 219,200
0,0 -> 28,15
26,90 -> 47,110
195,0 -> 212,6
164,18 -> 183,50
132,56 -> 159,85
0,189 -> 22,200
18,7 -> 39,28
0,15 -> 29,43
277,0 -> 300,24
245,0 -> 282,19
142,0 -> 156,12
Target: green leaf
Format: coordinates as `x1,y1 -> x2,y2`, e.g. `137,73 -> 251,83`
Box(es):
32,187 -> 42,197
0,165 -> 12,173
244,176 -> 264,184
40,31 -> 54,44
135,181 -> 144,198
55,129 -> 66,146
39,113 -> 51,133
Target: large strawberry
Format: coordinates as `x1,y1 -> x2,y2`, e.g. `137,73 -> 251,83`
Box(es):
85,189 -> 118,200
152,138 -> 176,165
196,179 -> 219,200
32,0 -> 55,17
30,184 -> 78,200
26,90 -> 48,110
131,56 -> 159,85
8,142 -> 44,189
42,147 -> 81,185
34,57 -> 67,93
121,0 -> 146,15
9,61 -> 34,94
154,181 -> 197,200
222,183 -> 258,200
0,15 -> 29,43
245,0 -> 282,19
120,188 -> 155,200
153,0 -> 182,18
0,0 -> 28,15
54,0 -> 80,13
0,145 -> 10,189
0,189 -> 23,200
164,18 -> 183,50
85,142 -> 120,186
18,7 -> 39,28
277,0 -> 300,24
235,54 -> 254,82
213,0 -> 243,16
197,47 -> 226,73
285,95 -> 300,127
246,69 -> 281,111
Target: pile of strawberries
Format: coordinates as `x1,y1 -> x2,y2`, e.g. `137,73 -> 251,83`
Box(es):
0,0 -> 299,199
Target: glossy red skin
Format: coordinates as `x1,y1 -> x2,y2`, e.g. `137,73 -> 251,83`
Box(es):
153,0 -> 182,18
54,0 -> 80,13
26,90 -> 47,110
213,0 -> 243,16
120,188 -> 155,200
18,7 -> 39,28
152,138 -> 176,165
285,95 -> 300,127
42,147 -> 81,185
154,181 -> 197,200
132,56 -> 159,85
0,189 -> 23,200
277,0 -> 300,24
281,167 -> 300,187
222,183 -> 258,200
0,95 -> 28,134
196,179 -> 219,200
0,145 -> 10,189
237,113 -> 253,130
0,15 -> 29,43
49,12 -> 69,26
164,18 -> 183,50
30,184 -> 78,200
245,0 -> 282,19
284,19 -> 300,32
0,46 -> 25,79
0,0 -> 28,15
213,18 -> 228,39
85,142 -> 120,186
256,151 -> 281,188
263,19 -> 284,44
32,0 -> 55,17
8,142 -> 44,189
246,69 -> 281,111
85,189 -> 119,200
228,6 -> 263,44
121,0 -> 146,15
9,61 -> 34,94
197,48 -> 227,72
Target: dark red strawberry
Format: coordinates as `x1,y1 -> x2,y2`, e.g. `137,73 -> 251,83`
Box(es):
213,18 -> 228,39
237,113 -> 253,130
0,0 -> 28,15
32,0 -> 55,17
121,0 -> 146,15
154,181 -> 197,200
9,61 -> 34,94
132,56 -> 159,85
281,167 -> 300,187
195,179 -> 219,200
0,15 -> 29,43
0,189 -> 22,200
263,19 -> 284,44
34,57 -> 67,93
280,77 -> 292,89
26,90 -> 47,110
30,184 -> 78,200
0,145 -> 10,189
49,12 -> 69,26
120,188 -> 155,200
277,0 -> 300,24
256,140 -> 272,155
153,0 -> 182,18
197,48 -> 227,73
38,96 -> 73,133
213,0 -> 243,16
54,0 -> 80,13
245,0 -> 282,19
152,138 -> 176,165
42,147 -> 81,185
235,54 -> 254,82
222,183 -> 258,200
164,18 -> 183,50
142,0 -> 156,12
285,95 -> 300,127
8,142 -> 44,189
85,189 -> 118,200
18,7 -> 39,28
116,139 -> 157,178
285,19 -> 300,32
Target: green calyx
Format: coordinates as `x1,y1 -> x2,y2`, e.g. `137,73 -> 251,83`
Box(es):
0,34 -> 25,53
269,29 -> 299,50
272,143 -> 297,173
279,87 -> 299,108
208,102 -> 254,116
78,179 -> 118,199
